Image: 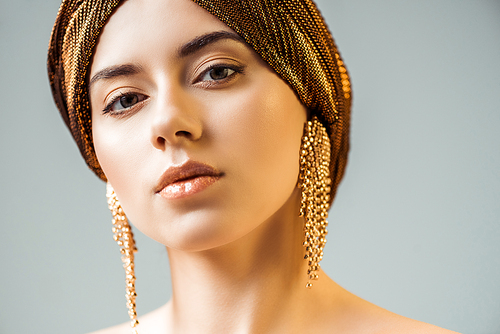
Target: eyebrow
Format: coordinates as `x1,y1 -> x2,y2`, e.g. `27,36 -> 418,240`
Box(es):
89,31 -> 244,89
178,31 -> 245,58
89,64 -> 142,89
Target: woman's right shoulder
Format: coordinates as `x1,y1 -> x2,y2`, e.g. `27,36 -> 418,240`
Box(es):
87,321 -> 130,334
87,302 -> 171,334
88,322 -> 132,334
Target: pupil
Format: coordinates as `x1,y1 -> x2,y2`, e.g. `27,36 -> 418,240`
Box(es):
120,95 -> 138,108
210,67 -> 228,80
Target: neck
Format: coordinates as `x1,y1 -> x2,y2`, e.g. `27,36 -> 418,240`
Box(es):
165,189 -> 318,333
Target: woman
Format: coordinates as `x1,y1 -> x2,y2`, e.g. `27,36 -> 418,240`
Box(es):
48,0 -> 459,333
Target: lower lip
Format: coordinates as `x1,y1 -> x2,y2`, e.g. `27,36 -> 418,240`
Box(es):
157,175 -> 220,199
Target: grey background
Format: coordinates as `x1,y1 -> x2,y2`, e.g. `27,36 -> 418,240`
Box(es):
1,0 -> 499,333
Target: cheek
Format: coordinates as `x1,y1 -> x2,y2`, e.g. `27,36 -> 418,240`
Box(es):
92,116 -> 150,199
210,72 -> 307,209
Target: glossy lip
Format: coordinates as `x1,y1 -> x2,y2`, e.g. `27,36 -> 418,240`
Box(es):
155,160 -> 223,199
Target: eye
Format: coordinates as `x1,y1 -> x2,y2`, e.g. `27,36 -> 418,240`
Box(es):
200,66 -> 236,82
193,62 -> 245,87
103,92 -> 147,115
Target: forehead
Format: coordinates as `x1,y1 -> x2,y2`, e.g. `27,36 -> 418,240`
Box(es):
91,0 -> 233,72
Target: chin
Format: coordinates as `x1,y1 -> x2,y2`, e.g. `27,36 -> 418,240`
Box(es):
132,208 -> 253,252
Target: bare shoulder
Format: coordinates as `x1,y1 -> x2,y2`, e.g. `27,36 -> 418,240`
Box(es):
367,307 -> 461,334
86,302 -> 171,334
87,321 -> 129,334
322,282 -> 460,334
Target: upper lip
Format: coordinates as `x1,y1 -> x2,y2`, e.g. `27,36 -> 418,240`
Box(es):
155,160 -> 223,193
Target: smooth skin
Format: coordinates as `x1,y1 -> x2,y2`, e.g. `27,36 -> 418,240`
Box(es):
88,0 -> 460,333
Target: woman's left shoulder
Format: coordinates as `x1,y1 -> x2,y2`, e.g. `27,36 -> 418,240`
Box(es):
317,279 -> 460,334
371,313 -> 461,334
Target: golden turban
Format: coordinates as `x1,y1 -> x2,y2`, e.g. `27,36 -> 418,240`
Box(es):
47,0 -> 352,203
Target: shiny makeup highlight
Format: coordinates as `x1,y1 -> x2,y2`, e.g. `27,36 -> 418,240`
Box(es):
155,160 -> 224,200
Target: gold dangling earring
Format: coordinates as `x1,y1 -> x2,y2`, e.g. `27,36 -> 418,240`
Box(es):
299,116 -> 331,288
106,183 -> 139,334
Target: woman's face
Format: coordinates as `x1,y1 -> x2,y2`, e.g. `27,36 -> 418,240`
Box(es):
89,0 -> 307,251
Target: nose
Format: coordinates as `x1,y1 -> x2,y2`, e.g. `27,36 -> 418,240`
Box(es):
149,88 -> 203,150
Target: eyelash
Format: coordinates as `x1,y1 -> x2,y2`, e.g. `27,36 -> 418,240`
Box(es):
195,63 -> 245,86
102,92 -> 147,117
101,63 -> 245,116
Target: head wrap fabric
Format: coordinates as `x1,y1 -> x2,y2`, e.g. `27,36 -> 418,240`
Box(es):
48,0 -> 352,203
48,0 -> 121,181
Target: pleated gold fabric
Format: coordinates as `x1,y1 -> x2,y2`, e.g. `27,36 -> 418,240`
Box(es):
47,0 -> 352,203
